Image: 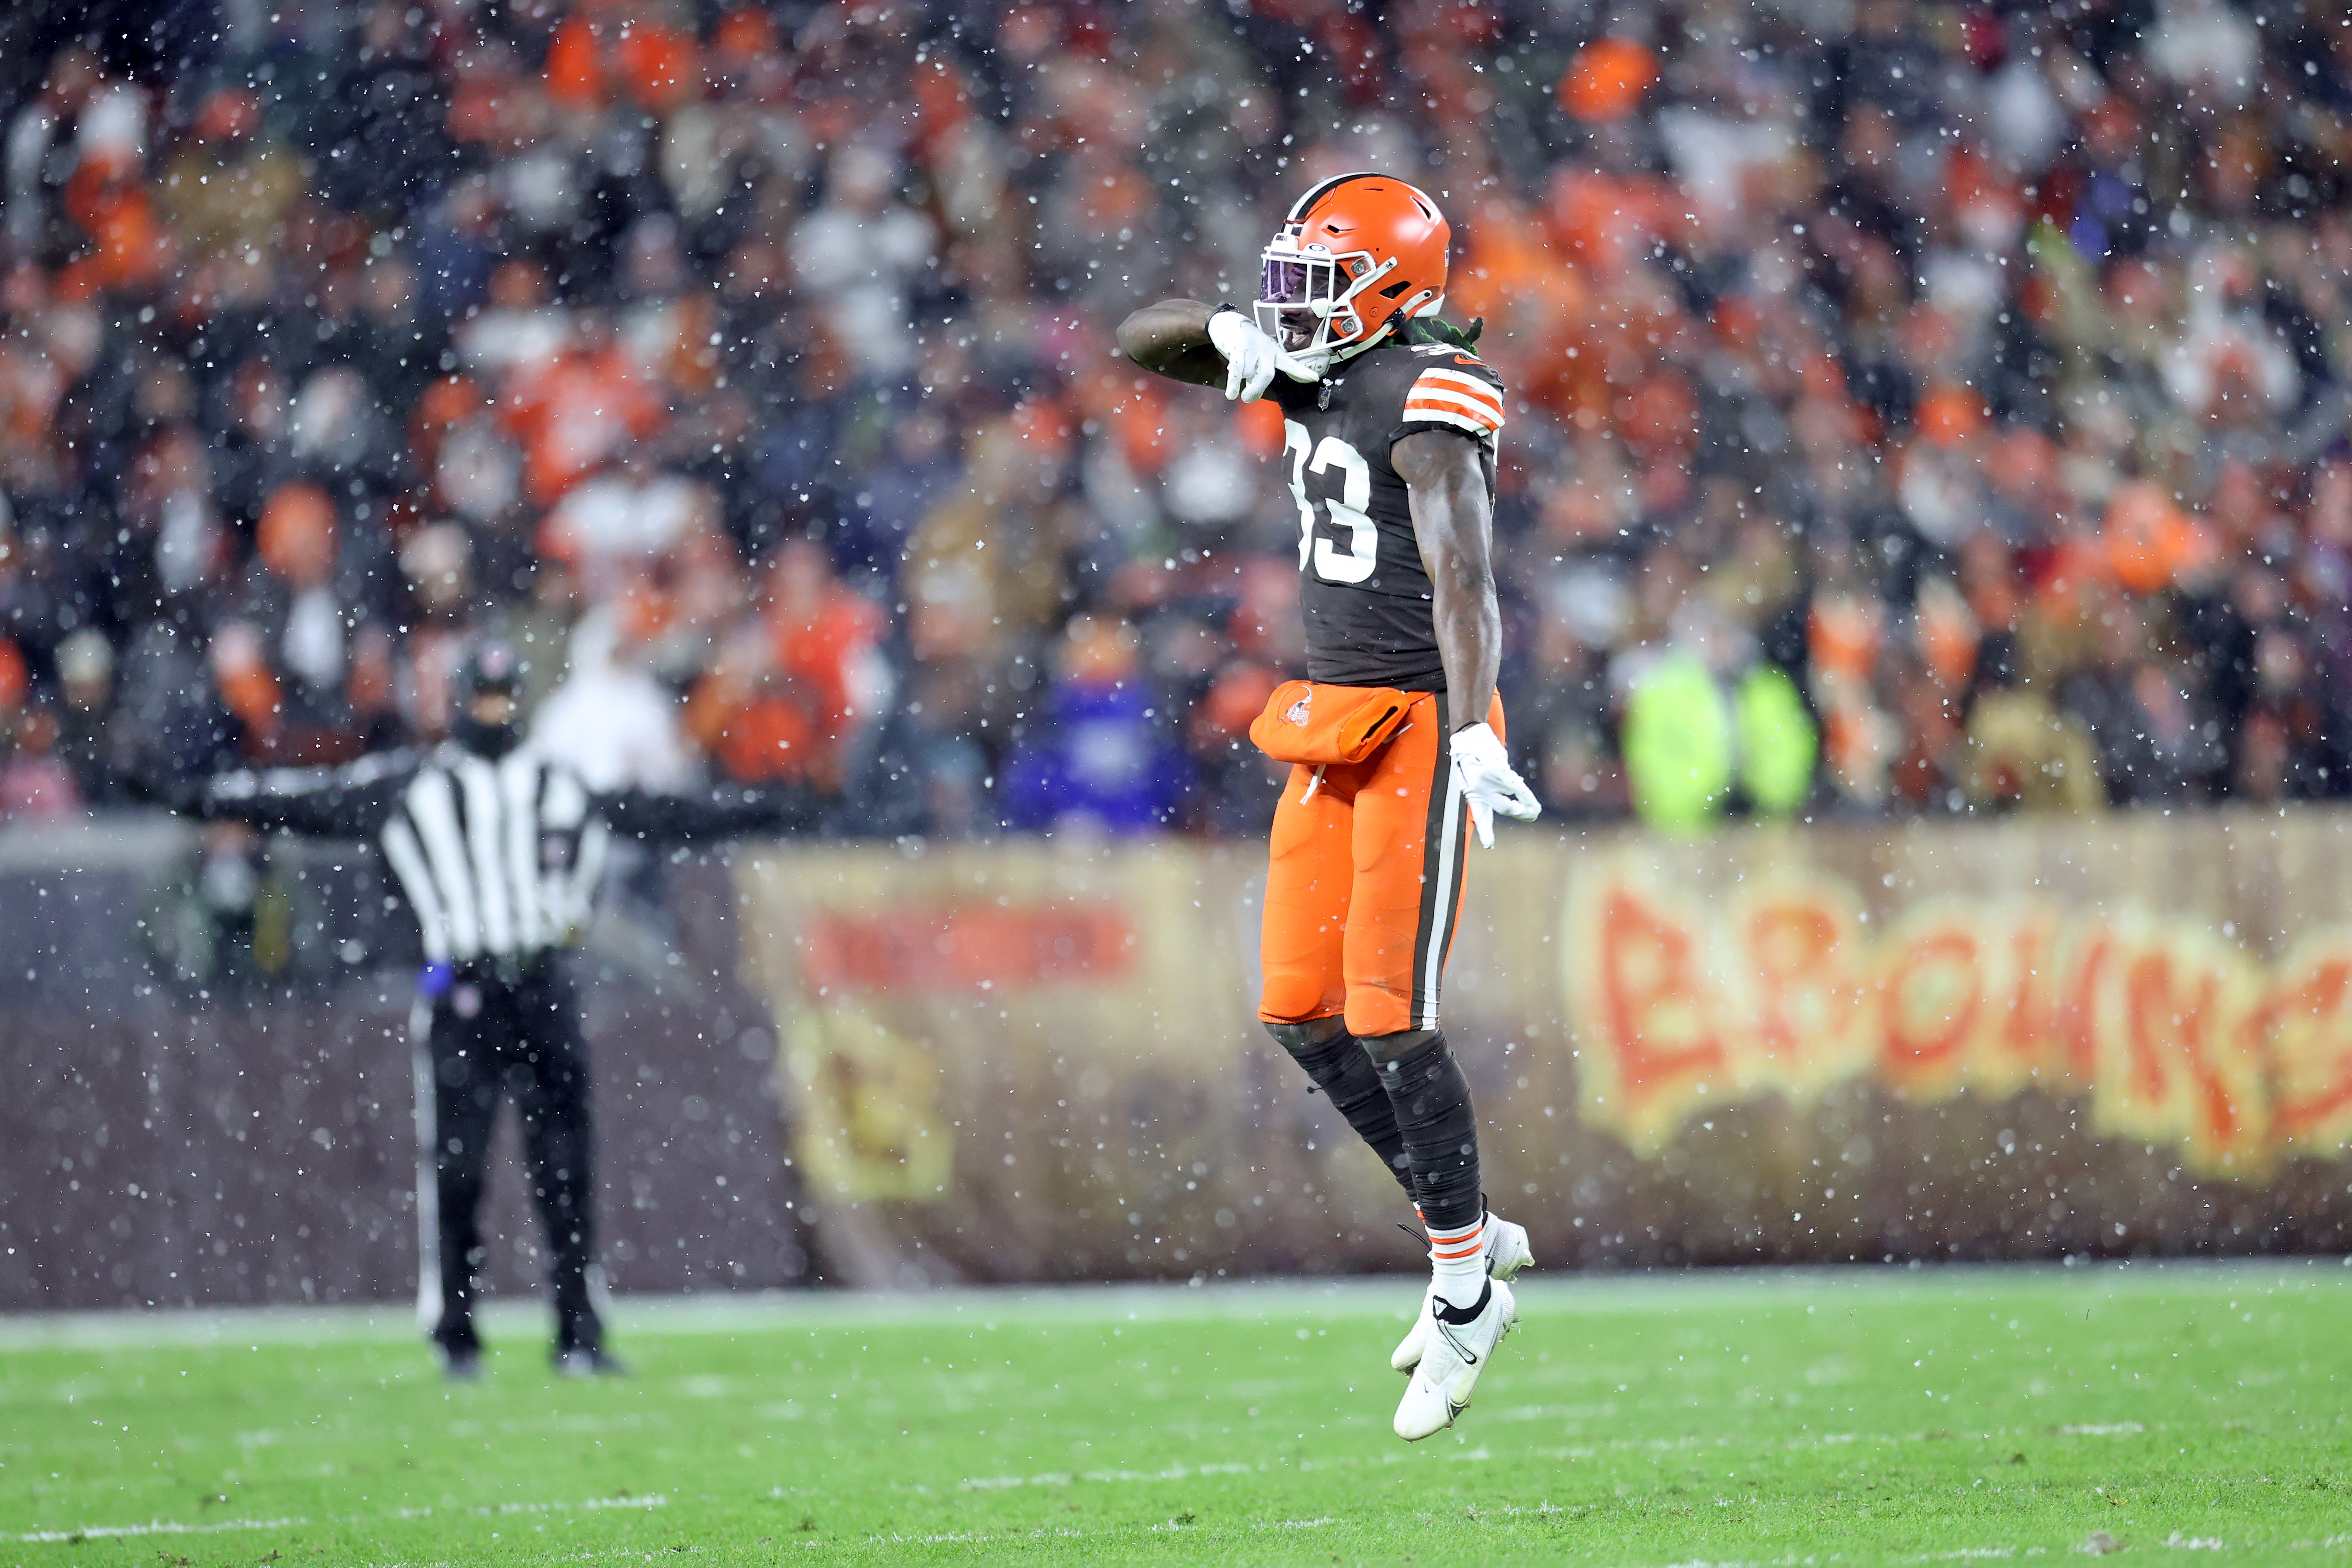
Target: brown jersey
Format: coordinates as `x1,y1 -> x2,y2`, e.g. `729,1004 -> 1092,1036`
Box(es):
1265,334 -> 1507,689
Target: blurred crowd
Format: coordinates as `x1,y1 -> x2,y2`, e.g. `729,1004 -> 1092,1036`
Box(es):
3,0 -> 2351,841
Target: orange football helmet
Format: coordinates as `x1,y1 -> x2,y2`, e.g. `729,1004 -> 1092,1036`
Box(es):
1254,174 -> 1449,375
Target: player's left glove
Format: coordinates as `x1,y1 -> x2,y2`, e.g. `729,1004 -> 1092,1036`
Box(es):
1449,722 -> 1540,848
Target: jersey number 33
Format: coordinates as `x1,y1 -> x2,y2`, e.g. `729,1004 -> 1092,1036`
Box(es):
1283,421 -> 1376,585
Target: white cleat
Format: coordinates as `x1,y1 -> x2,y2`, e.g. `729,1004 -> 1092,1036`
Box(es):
1391,1213 -> 1533,1374
1393,1277 -> 1517,1441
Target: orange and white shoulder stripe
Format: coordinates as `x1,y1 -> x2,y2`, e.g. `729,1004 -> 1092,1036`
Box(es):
1404,366 -> 1506,438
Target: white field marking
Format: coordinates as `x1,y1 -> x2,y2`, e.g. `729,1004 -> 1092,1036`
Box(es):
13,1515 -> 305,1543
1080,1463 -> 1256,1483
16,1495 -> 661,1544
10,1258 -> 2351,1350
2060,1422 -> 2147,1436
959,1463 -> 1257,1490
2163,1536 -> 2228,1552
457,1494 -> 665,1518
959,1473 -> 1072,1490
962,1458 -> 1286,1490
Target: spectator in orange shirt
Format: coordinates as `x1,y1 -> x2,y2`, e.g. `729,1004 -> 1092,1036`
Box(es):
545,0 -> 701,116
688,539 -> 888,792
500,314 -> 667,508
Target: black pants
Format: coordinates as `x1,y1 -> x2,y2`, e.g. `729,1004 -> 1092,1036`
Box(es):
412,961 -> 601,1355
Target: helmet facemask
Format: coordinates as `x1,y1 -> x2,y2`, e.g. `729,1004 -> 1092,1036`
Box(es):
1255,243 -> 1413,378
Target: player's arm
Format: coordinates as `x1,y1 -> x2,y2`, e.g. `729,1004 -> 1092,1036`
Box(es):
1394,428 -> 1539,843
1115,300 -> 1308,402
1396,429 -> 1501,728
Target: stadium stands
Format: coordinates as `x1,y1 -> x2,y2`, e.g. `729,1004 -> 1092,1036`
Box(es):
2,0 -> 2348,837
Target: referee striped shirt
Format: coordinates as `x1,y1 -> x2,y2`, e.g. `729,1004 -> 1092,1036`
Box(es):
198,744 -> 796,967
373,750 -> 607,965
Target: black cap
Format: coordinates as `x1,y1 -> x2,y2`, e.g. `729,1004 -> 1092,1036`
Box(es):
453,636 -> 523,704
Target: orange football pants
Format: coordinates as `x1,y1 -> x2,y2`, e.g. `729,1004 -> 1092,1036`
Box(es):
1258,691 -> 1500,1039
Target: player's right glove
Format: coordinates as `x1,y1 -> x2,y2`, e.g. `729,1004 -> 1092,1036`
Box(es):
1449,721 -> 1541,848
1207,305 -> 1312,403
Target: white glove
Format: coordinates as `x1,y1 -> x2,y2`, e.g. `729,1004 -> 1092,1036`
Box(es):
1206,307 -> 1313,402
1450,721 -> 1541,848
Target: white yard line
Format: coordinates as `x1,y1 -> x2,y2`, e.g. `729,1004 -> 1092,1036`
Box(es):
13,1515 -> 306,1543
11,1495 -> 662,1545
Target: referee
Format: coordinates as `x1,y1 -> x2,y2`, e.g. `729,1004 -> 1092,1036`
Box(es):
170,638 -> 807,1377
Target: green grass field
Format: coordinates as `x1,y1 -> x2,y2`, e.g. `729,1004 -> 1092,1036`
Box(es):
4,1264 -> 2349,1566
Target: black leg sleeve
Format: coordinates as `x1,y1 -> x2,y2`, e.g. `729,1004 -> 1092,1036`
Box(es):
424,1000 -> 500,1353
1376,1034 -> 1481,1232
512,968 -> 601,1352
1268,1024 -> 1415,1194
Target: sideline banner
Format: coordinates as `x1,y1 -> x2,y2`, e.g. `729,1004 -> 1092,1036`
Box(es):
1560,815 -> 2352,1174
731,843 -> 1368,1287
733,813 -> 2352,1285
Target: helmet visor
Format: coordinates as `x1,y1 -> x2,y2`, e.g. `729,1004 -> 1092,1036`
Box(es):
1259,258 -> 1312,306
1259,257 -> 1337,308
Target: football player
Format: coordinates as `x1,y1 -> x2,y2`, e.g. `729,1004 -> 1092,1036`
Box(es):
1117,174 -> 1541,1440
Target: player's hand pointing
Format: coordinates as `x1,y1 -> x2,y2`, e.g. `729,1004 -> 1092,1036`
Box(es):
1207,307 -> 1309,402
1449,722 -> 1541,848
